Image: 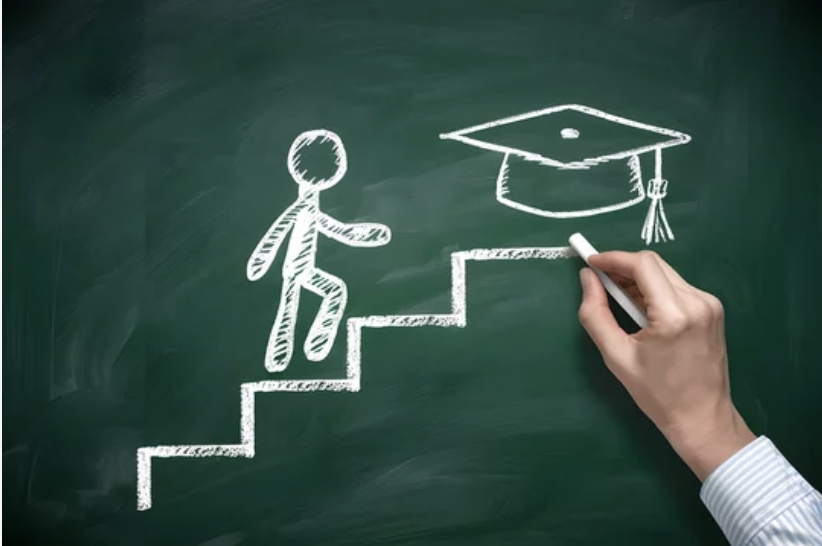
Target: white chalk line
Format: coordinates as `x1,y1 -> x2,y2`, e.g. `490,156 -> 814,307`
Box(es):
136,246 -> 573,510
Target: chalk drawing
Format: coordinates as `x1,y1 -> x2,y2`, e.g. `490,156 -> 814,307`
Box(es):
640,148 -> 674,244
135,108 -> 688,509
246,129 -> 392,372
561,128 -> 580,139
136,246 -> 572,510
439,104 -> 692,244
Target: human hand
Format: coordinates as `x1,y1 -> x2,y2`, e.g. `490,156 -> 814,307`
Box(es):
577,251 -> 755,481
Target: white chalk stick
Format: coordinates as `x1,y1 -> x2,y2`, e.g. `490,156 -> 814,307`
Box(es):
569,233 -> 649,329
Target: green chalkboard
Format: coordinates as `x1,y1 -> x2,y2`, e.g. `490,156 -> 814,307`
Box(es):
4,0 -> 822,544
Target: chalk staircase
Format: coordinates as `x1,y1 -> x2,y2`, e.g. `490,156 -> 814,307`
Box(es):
137,246 -> 572,510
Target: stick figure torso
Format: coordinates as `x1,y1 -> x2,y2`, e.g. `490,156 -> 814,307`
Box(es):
283,192 -> 319,279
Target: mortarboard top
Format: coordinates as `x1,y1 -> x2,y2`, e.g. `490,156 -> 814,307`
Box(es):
439,104 -> 692,244
440,104 -> 690,168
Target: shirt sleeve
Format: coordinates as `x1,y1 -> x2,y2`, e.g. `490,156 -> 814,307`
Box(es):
700,436 -> 822,546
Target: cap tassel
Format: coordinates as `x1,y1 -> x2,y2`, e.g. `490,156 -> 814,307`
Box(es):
641,177 -> 674,244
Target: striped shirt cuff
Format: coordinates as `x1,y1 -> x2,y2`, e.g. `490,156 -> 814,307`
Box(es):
700,436 -> 816,546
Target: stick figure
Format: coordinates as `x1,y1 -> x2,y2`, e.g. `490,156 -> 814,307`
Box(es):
247,130 -> 391,372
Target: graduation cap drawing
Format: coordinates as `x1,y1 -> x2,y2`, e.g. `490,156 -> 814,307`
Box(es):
440,104 -> 692,244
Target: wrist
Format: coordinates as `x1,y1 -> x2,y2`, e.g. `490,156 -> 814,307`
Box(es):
662,403 -> 756,482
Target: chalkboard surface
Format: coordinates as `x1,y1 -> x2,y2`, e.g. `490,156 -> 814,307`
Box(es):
4,1 -> 822,544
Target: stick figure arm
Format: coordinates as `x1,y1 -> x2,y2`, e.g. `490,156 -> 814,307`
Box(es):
317,213 -> 392,247
246,199 -> 306,281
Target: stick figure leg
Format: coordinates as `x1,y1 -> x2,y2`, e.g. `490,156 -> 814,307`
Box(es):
266,274 -> 301,372
302,268 -> 348,362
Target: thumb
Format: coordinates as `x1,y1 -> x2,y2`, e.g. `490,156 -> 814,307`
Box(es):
578,268 -> 630,361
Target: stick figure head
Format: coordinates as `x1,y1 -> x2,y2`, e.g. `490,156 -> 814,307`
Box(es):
287,129 -> 348,191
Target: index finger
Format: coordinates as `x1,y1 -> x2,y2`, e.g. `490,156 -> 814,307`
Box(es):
588,251 -> 678,305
